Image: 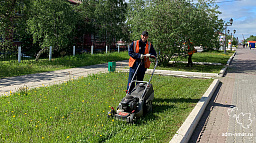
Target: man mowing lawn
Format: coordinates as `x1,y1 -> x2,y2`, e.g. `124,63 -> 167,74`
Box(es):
127,31 -> 157,93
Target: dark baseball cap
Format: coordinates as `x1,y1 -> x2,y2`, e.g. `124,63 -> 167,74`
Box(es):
141,31 -> 148,36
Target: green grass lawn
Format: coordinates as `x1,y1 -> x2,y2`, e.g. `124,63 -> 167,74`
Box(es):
0,52 -> 130,78
176,50 -> 234,64
155,50 -> 234,73
155,63 -> 224,73
0,72 -> 213,142
191,50 -> 234,64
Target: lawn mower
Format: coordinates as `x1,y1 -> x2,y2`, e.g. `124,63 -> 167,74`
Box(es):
108,55 -> 158,123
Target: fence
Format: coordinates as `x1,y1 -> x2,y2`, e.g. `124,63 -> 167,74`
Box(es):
0,46 -> 18,61
0,45 -> 128,62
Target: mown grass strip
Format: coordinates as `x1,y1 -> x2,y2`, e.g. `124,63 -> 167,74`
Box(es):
0,72 -> 213,142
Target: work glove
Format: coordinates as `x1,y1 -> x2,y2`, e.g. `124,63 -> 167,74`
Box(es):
144,54 -> 151,58
140,54 -> 144,59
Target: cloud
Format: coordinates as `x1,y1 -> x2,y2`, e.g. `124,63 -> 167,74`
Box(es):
217,0 -> 256,40
191,0 -> 256,41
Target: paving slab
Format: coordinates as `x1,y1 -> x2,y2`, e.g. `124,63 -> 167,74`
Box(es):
189,46 -> 256,143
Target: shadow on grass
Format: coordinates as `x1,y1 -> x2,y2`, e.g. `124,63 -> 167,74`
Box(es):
135,105 -> 176,124
135,97 -> 199,125
154,97 -> 199,103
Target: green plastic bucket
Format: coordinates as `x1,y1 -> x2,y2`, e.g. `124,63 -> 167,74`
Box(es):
108,62 -> 116,72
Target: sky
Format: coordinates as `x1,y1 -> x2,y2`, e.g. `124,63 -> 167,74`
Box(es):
215,0 -> 256,42
189,0 -> 256,42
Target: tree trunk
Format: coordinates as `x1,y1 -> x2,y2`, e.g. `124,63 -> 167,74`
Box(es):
35,47 -> 48,61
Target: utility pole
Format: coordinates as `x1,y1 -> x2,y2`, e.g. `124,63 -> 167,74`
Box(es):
242,34 -> 245,45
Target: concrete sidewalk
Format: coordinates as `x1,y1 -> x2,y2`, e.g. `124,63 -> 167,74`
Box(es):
0,60 -> 129,96
190,46 -> 256,143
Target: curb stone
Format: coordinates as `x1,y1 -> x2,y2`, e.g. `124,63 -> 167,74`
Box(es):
218,66 -> 227,77
226,51 -> 236,66
169,79 -> 220,143
218,51 -> 237,77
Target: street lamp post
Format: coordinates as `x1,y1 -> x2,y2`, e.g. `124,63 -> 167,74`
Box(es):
232,30 -> 236,51
224,18 -> 233,54
227,29 -> 236,51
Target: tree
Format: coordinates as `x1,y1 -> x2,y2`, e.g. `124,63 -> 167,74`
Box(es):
127,0 -> 150,41
192,0 -> 223,50
26,0 -> 78,61
127,0 -> 223,66
94,0 -> 128,48
245,35 -> 256,42
0,0 -> 30,48
73,0 -> 97,49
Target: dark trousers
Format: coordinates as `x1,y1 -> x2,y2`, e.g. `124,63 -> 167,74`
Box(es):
127,67 -> 146,93
187,54 -> 193,67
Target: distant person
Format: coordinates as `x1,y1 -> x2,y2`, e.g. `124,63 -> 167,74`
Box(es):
250,44 -> 251,50
186,39 -> 196,67
243,44 -> 245,48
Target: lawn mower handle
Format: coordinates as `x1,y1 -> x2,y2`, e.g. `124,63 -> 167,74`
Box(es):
140,55 -> 157,100
126,55 -> 158,95
148,55 -> 158,84
139,55 -> 158,83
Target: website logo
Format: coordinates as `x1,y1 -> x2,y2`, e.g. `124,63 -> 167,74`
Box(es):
227,106 -> 253,129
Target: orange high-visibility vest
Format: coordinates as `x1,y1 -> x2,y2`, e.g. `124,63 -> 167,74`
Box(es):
187,42 -> 196,55
129,40 -> 151,68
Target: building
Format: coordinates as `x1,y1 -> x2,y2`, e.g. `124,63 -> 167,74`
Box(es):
248,41 -> 256,48
68,0 -> 127,52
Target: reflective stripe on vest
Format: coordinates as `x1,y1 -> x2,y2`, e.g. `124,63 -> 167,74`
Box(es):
129,40 -> 151,68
